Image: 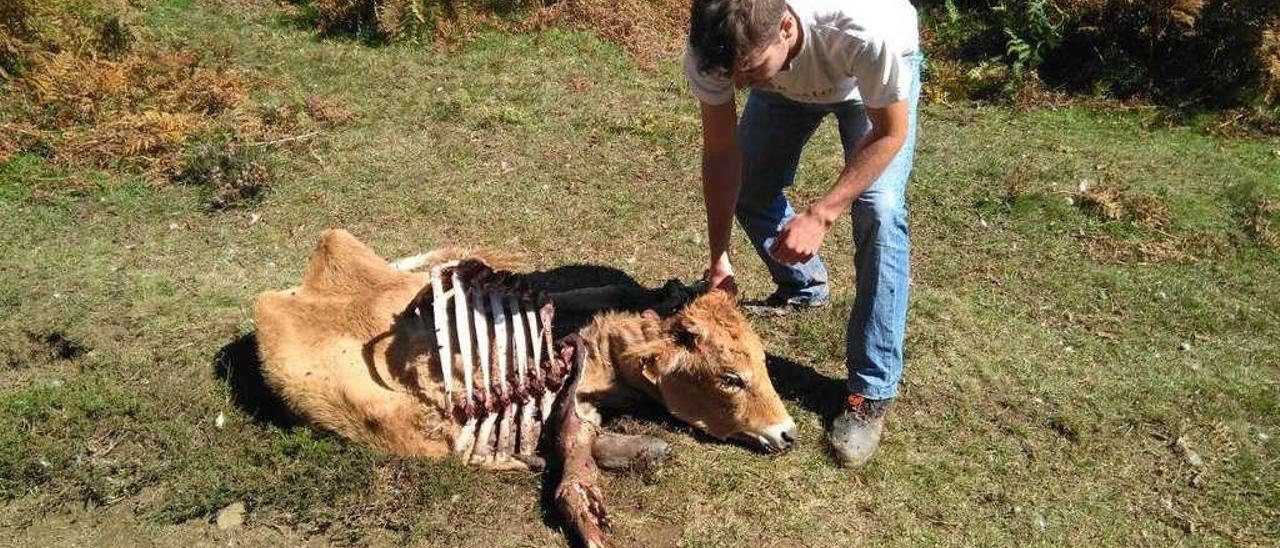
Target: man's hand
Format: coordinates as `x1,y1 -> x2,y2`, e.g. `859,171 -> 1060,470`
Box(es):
769,210 -> 831,264
705,253 -> 738,292
698,99 -> 741,295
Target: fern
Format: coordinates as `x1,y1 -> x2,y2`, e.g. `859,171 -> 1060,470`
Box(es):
995,0 -> 1063,88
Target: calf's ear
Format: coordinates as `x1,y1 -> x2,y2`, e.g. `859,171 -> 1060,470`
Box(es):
669,316 -> 707,349
640,345 -> 680,385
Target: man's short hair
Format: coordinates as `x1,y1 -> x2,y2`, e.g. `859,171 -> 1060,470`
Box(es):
688,0 -> 788,76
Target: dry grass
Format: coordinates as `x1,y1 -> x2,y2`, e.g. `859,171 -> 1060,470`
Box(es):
528,0 -> 690,67
1077,181 -> 1127,221
0,0 -> 303,185
1082,232 -> 1227,264
303,95 -> 358,127
1262,20 -> 1280,103
177,136 -> 272,210
1126,194 -> 1173,229
1244,198 -> 1280,248
302,0 -> 690,67
1076,181 -> 1174,229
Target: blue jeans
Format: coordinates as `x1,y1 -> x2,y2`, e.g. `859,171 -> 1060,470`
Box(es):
736,54 -> 921,400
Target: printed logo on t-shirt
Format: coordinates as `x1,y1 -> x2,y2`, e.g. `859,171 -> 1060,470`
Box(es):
758,81 -> 840,100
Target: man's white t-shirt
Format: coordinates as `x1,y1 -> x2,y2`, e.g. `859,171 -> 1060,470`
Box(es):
684,0 -> 919,108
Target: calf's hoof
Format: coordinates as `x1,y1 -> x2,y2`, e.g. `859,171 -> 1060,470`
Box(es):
592,432 -> 670,470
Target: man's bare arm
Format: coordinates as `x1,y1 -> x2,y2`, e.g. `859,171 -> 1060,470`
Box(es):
699,98 -> 741,286
813,100 -> 908,222
770,99 -> 909,264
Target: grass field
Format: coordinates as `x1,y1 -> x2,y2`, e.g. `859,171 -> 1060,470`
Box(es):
1,1 -> 1277,546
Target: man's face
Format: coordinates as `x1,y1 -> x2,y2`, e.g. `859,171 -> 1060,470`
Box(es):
731,10 -> 797,89
732,36 -> 790,88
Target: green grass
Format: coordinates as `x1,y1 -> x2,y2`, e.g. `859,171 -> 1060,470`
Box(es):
0,0 -> 1276,546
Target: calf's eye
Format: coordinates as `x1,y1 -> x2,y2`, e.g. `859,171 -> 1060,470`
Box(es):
719,372 -> 747,389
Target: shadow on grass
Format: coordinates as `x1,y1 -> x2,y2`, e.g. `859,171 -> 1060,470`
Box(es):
766,353 -> 846,425
213,332 -> 296,427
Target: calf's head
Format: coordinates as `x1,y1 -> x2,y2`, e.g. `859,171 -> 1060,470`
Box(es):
624,289 -> 796,453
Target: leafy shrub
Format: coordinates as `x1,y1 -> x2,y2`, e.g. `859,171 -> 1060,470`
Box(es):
920,0 -> 1280,110
308,0 -> 475,42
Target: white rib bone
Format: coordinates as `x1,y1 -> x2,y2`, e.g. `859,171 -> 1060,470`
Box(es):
519,397 -> 539,456
472,289 -> 492,401
523,303 -> 554,421
471,412 -> 498,464
509,296 -> 528,393
389,252 -> 430,272
451,271 -> 475,405
490,294 -> 517,458
469,288 -> 496,464
450,270 -> 477,457
525,304 -> 543,382
489,293 -> 509,395
498,400 -> 519,458
540,385 -> 556,423
509,297 -> 538,455
454,418 -> 478,458
429,266 -> 454,399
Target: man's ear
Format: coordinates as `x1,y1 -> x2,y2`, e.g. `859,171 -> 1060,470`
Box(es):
779,8 -> 795,38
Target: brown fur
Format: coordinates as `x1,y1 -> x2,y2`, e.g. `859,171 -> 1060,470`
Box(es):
253,230 -> 790,458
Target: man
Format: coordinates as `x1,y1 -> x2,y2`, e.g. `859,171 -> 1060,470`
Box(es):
684,0 -> 920,467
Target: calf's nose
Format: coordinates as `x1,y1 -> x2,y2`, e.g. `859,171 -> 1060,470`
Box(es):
763,418 -> 798,452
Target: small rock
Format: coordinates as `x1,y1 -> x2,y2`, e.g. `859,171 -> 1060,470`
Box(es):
38,457 -> 51,468
1034,513 -> 1047,531
1154,291 -> 1168,300
979,218 -> 988,228
168,222 -> 180,231
216,502 -> 246,530
449,494 -> 461,504
1179,341 -> 1192,352
248,213 -> 261,226
49,379 -> 63,388
214,412 -> 226,429
1257,431 -> 1271,442
1173,437 -> 1204,468
1189,470 -> 1204,488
